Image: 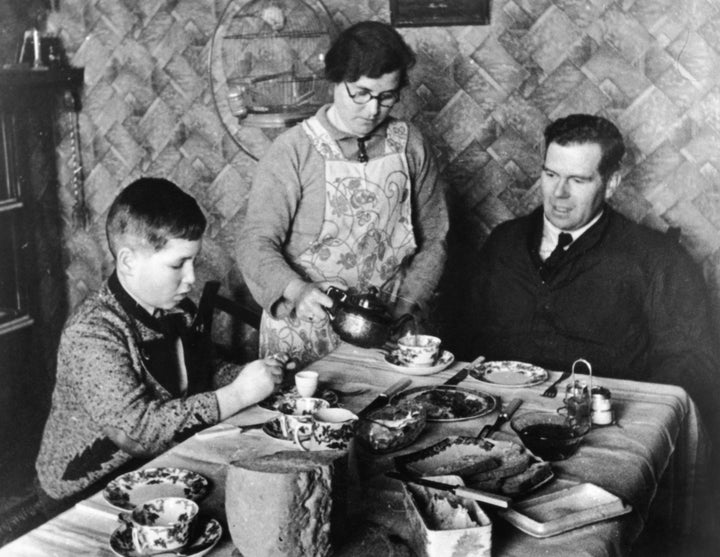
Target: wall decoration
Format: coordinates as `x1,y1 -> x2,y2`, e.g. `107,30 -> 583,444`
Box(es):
390,0 -> 491,27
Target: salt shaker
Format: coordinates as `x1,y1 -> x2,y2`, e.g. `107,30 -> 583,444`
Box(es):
591,386 -> 614,425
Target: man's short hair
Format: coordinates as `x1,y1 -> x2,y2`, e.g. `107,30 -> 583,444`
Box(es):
324,21 -> 416,88
106,177 -> 206,257
544,114 -> 626,181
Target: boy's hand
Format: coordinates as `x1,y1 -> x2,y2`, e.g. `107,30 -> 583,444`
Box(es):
234,357 -> 285,403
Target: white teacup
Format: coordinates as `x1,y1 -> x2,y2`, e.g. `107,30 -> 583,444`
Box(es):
119,496 -> 198,555
299,407 -> 358,451
278,397 -> 330,443
294,370 -> 319,398
397,334 -> 442,367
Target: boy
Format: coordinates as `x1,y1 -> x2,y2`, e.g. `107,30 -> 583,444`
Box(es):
35,177 -> 284,509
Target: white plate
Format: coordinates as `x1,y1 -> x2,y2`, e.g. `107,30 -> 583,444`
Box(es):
384,350 -> 455,375
499,483 -> 632,538
470,361 -> 548,387
103,467 -> 210,511
109,516 -> 222,557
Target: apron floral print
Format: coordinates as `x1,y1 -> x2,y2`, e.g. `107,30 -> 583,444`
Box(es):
259,118 -> 417,365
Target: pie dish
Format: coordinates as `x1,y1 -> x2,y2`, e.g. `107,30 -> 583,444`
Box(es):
391,385 -> 496,422
470,361 -> 549,388
109,516 -> 222,557
384,350 -> 455,375
103,467 -> 210,511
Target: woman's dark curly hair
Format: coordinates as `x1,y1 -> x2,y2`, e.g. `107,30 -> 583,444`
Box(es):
324,21 -> 416,87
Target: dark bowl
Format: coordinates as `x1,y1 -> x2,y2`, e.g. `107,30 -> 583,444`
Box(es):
511,411 -> 590,461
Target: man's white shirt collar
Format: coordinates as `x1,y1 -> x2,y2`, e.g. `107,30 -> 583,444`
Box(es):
540,211 -> 603,261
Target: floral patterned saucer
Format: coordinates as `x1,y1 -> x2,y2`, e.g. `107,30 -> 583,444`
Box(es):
103,467 -> 209,511
109,517 -> 221,557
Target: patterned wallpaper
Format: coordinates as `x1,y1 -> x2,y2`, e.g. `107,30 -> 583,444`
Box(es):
45,0 -> 720,357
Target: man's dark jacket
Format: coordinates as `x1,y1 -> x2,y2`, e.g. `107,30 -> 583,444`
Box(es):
468,206 -> 720,432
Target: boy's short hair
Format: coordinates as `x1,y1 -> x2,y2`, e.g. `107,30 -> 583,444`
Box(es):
324,21 -> 416,88
106,177 -> 206,257
544,114 -> 625,181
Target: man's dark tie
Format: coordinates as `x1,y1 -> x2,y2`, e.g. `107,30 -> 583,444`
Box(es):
543,232 -> 573,271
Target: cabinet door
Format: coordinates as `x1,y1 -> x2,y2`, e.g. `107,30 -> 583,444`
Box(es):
0,110 -> 30,330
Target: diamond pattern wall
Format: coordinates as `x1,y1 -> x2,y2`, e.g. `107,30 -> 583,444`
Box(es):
47,0 -> 720,353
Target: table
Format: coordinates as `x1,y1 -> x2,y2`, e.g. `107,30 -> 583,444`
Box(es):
0,343 -> 711,556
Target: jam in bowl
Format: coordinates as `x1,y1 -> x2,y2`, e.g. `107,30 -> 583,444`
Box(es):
510,411 -> 590,461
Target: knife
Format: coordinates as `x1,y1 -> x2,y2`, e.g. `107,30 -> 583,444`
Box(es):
477,398 -> 522,439
386,471 -> 511,508
357,378 -> 411,418
443,355 -> 486,386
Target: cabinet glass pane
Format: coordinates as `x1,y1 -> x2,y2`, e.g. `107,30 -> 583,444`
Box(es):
0,213 -> 24,322
1,112 -> 19,203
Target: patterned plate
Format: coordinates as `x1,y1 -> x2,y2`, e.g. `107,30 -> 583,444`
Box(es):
259,386 -> 339,411
103,467 -> 209,511
384,350 -> 455,376
392,385 -> 497,422
470,361 -> 549,388
109,517 -> 222,557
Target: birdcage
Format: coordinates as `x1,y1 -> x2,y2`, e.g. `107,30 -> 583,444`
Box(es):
216,0 -> 337,128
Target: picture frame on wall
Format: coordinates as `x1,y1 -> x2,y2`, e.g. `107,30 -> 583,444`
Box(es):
390,0 -> 491,27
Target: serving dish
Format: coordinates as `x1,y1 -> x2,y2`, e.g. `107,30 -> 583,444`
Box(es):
109,516 -> 222,557
470,361 -> 549,388
499,483 -> 632,538
392,385 -> 496,422
103,467 -> 210,511
384,350 -> 455,375
356,399 -> 427,453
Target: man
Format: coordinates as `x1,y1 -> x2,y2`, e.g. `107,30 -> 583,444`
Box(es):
237,21 -> 448,366
467,114 -> 720,434
36,178 -> 285,511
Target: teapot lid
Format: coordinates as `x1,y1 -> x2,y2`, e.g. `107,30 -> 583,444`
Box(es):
349,286 -> 386,312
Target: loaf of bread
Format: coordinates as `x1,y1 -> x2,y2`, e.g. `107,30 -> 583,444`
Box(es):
225,450 -> 348,557
500,461 -> 553,495
468,461 -> 553,495
464,442 -> 531,483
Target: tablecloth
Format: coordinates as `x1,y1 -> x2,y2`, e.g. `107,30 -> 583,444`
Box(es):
0,343 -> 711,556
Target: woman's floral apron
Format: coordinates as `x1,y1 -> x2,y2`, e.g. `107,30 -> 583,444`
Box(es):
259,117 -> 417,366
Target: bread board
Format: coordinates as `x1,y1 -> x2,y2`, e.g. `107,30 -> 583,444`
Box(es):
499,482 -> 632,538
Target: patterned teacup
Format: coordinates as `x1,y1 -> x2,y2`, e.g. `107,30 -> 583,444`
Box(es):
300,407 -> 358,451
119,496 -> 198,555
278,397 -> 330,443
397,334 -> 442,367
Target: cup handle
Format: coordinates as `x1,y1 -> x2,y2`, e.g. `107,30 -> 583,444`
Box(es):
294,426 -> 312,451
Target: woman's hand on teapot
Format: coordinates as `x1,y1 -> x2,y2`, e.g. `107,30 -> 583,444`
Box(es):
284,278 -> 345,322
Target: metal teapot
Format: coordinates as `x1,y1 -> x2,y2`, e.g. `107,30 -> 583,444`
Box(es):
324,286 -> 414,348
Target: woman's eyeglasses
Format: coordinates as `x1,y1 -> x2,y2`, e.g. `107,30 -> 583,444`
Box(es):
344,82 -> 400,108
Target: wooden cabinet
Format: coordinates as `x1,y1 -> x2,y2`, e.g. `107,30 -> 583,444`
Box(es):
0,66 -> 83,467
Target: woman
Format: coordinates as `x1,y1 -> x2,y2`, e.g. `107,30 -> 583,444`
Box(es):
237,21 -> 448,366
